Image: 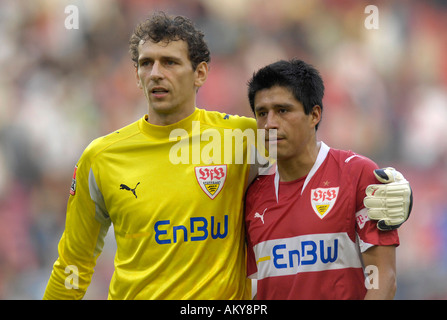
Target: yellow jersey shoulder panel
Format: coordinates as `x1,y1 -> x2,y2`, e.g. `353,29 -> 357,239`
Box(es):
198,109 -> 257,131
81,120 -> 141,165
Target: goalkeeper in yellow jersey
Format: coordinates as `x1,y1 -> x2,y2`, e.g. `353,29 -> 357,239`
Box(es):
43,12 -> 412,300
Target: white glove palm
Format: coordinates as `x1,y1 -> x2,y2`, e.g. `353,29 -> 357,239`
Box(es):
364,167 -> 413,231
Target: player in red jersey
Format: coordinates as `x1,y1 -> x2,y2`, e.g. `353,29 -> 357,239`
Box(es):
245,59 -> 411,299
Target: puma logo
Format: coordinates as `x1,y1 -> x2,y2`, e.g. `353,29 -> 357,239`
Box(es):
254,208 -> 268,224
120,182 -> 140,199
345,154 -> 365,163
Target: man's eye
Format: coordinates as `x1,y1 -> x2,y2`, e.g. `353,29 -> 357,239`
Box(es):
141,59 -> 156,67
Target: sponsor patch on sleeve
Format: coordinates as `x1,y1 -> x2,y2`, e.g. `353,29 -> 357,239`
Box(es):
70,165 -> 78,195
355,208 -> 369,229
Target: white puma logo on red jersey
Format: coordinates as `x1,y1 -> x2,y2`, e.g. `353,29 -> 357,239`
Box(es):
344,154 -> 365,163
254,208 -> 268,224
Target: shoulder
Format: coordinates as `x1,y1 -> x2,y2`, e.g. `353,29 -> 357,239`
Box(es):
327,147 -> 379,187
328,148 -> 378,172
79,119 -> 141,165
198,109 -> 257,131
246,173 -> 274,205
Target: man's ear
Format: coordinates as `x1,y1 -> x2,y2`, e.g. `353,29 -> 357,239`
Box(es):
194,61 -> 209,89
310,105 -> 322,129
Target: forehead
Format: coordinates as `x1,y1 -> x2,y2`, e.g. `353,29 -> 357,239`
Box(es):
137,39 -> 189,60
254,86 -> 298,108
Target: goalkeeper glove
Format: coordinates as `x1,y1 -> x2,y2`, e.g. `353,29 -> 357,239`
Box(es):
364,167 -> 413,231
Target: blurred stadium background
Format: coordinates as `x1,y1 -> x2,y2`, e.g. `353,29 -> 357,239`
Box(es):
0,0 -> 446,300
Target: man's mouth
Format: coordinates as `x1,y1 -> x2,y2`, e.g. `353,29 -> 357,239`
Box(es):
266,136 -> 285,143
151,87 -> 169,97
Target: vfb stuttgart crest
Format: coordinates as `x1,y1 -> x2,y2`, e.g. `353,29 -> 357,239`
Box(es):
310,187 -> 339,219
195,165 -> 227,199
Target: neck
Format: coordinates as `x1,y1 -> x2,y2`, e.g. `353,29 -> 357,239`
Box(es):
277,141 -> 321,182
147,104 -> 196,126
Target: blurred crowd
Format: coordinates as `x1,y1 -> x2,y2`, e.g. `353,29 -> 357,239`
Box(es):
0,0 -> 446,299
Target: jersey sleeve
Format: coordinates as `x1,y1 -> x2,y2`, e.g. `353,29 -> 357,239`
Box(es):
350,155 -> 400,252
244,182 -> 258,279
43,141 -> 111,299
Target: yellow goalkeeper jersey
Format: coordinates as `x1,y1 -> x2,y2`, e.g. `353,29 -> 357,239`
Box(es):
43,108 -> 257,300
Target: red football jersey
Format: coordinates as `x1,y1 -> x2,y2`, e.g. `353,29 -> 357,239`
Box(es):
245,142 -> 399,300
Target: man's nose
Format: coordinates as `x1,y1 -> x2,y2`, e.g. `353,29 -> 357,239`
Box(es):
264,112 -> 279,130
150,61 -> 163,80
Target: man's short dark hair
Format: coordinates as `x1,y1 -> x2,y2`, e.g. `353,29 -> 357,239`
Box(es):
129,11 -> 210,70
247,59 -> 325,130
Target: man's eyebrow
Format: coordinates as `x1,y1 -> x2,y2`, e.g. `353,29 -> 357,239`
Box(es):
274,103 -> 293,109
137,55 -> 151,63
255,103 -> 293,112
138,55 -> 182,63
254,106 -> 267,113
163,55 -> 182,63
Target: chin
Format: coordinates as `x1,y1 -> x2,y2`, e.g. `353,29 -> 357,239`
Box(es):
150,102 -> 176,113
274,149 -> 295,162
